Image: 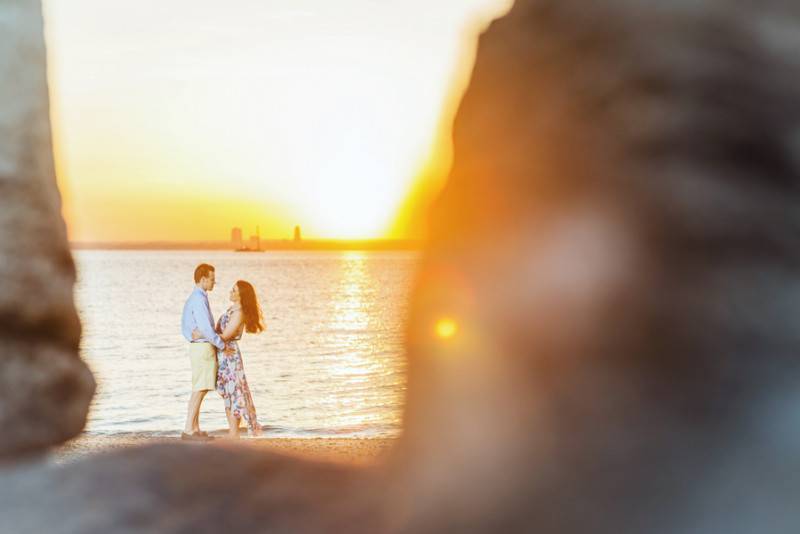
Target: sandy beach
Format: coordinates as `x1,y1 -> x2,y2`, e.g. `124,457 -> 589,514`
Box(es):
52,434 -> 397,466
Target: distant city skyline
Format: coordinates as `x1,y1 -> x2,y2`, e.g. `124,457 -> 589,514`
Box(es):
69,236 -> 424,251
232,225 -> 302,251
70,223 -> 421,249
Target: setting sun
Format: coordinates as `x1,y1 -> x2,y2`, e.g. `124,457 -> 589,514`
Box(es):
42,0 -> 511,242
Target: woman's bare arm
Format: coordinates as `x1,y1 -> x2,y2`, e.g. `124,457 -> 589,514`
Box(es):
219,310 -> 243,341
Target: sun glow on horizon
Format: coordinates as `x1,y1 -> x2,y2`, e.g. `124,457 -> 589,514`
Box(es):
43,0 -> 511,242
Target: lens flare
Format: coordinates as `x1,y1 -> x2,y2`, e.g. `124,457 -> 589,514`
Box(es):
435,318 -> 458,340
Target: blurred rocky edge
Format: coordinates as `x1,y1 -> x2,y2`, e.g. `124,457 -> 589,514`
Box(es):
0,0 -> 94,459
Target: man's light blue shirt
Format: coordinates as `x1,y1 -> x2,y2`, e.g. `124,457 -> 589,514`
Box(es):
181,286 -> 225,350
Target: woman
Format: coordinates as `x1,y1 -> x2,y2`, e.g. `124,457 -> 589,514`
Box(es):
193,280 -> 265,438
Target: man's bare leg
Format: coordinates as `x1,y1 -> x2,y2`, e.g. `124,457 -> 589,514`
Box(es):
193,390 -> 208,432
184,390 -> 207,434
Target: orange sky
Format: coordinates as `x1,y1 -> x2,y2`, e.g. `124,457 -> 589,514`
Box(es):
43,0 -> 511,242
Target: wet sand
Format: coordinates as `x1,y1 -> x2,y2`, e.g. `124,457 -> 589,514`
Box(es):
51,434 -> 397,466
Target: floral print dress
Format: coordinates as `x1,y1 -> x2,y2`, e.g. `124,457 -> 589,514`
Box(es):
216,308 -> 260,433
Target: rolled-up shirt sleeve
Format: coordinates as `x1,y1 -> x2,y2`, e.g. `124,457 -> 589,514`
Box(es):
191,297 -> 226,350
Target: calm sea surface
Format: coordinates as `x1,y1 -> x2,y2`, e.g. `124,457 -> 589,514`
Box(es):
74,250 -> 418,438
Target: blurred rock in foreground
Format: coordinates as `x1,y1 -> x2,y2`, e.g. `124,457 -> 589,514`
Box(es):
0,0 -> 94,459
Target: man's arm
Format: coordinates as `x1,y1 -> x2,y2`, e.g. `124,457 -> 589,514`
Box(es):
191,297 -> 226,350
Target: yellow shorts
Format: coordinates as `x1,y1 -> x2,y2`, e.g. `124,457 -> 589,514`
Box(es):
189,343 -> 218,392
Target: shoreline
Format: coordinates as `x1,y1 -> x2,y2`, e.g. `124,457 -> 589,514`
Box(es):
51,434 -> 398,465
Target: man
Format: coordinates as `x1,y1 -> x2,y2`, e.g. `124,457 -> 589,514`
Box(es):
180,263 -> 229,441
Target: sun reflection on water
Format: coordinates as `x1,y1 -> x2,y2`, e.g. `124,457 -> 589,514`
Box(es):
319,251 -> 407,431
328,252 -> 374,382
331,252 -> 371,334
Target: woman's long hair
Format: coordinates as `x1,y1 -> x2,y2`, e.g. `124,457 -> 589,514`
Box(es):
236,280 -> 265,334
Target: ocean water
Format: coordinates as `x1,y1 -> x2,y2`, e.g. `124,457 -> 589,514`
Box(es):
74,250 -> 418,438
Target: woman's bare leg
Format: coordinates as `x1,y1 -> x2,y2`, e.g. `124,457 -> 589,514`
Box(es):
224,407 -> 240,439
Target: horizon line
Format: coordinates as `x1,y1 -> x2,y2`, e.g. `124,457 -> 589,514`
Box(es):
69,238 -> 425,251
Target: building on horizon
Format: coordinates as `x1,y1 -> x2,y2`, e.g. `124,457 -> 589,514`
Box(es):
231,227 -> 243,249
293,225 -> 302,242
248,226 -> 261,251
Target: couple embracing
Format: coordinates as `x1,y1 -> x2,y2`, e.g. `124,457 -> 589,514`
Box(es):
180,263 -> 264,441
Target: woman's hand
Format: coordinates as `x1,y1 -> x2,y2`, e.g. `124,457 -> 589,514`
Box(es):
192,328 -> 203,341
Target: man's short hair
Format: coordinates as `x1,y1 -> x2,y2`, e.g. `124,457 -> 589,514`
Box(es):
194,264 -> 215,284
